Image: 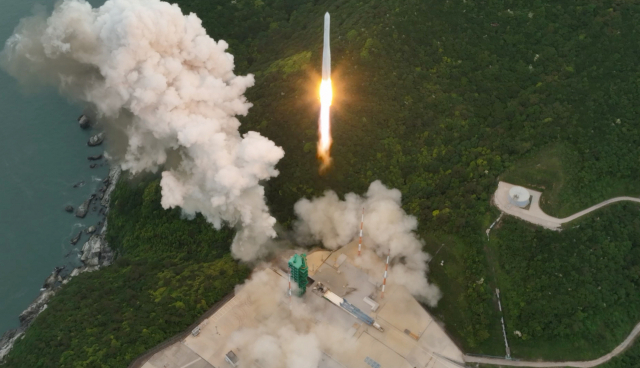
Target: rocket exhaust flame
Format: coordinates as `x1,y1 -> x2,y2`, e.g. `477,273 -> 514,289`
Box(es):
318,12 -> 332,172
318,78 -> 332,171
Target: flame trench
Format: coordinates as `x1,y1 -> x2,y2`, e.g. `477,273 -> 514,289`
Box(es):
318,78 -> 333,171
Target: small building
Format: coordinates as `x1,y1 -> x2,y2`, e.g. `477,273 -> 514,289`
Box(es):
225,351 -> 239,367
363,296 -> 379,312
508,186 -> 531,208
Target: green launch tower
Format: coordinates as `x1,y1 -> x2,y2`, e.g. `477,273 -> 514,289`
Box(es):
288,253 -> 309,296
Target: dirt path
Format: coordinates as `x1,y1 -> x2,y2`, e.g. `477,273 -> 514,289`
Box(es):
463,322 -> 640,367
493,182 -> 640,230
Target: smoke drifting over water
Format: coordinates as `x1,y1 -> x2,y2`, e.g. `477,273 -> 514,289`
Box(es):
294,181 -> 442,306
2,1 -> 441,307
1,0 -> 284,261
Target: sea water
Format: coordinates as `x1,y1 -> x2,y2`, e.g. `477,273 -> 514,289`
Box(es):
0,0 -> 106,335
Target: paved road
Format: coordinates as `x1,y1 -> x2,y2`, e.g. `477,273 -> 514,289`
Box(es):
485,182 -> 640,367
463,322 -> 640,367
493,182 -> 640,230
557,196 -> 640,222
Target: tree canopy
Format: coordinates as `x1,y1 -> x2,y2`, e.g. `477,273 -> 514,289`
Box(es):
4,0 -> 640,365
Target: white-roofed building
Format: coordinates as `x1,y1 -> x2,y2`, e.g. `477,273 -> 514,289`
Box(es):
508,186 -> 531,208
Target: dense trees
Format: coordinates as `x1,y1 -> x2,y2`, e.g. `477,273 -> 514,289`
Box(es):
2,179 -> 250,367
5,0 -> 640,365
492,204 -> 640,359
224,0 -> 640,355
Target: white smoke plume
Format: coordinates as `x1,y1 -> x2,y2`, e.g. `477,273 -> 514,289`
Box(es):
1,0 -> 284,261
227,269 -> 356,368
294,180 -> 442,306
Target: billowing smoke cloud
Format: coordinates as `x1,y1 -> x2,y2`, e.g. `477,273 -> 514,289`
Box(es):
294,180 -> 442,306
1,0 -> 284,261
228,269 -> 356,368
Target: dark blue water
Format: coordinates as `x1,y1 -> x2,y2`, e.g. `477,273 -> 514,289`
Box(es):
0,0 -> 107,335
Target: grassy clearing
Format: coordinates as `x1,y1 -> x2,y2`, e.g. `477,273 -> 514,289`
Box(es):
500,144 -> 567,216
501,144 -> 640,219
423,232 -> 505,355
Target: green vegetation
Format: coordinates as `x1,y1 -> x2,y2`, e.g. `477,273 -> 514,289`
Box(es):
2,179 -> 250,367
5,0 -> 640,365
490,203 -> 640,360
599,338 -> 640,368
221,0 -> 640,357
501,144 -> 566,215
480,334 -> 640,368
502,144 -> 640,218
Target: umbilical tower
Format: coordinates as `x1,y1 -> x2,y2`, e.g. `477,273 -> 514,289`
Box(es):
288,253 -> 309,296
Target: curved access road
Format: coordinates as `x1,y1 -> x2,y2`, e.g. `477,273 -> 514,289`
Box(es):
486,182 -> 640,366
493,182 -> 640,230
463,321 -> 640,367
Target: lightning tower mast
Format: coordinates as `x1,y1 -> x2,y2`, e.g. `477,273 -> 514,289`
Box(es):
358,208 -> 364,256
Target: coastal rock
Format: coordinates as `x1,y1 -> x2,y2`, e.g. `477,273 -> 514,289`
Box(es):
89,164 -> 97,169
41,267 -> 65,290
64,205 -> 74,213
101,166 -> 121,209
80,235 -> 102,267
80,224 -> 113,268
0,288 -> 54,361
75,197 -> 92,218
18,289 -> 53,324
87,132 -> 104,147
85,226 -> 96,234
70,231 -> 82,245
0,265 -> 65,360
78,114 -> 90,129
72,180 -> 85,188
0,329 -> 23,361
1,163 -> 120,362
87,154 -> 103,161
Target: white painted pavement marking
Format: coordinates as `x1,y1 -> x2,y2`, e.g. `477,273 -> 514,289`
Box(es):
180,357 -> 202,368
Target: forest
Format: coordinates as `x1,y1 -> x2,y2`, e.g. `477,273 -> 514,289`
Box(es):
4,0 -> 640,366
491,203 -> 640,359
2,179 -> 251,367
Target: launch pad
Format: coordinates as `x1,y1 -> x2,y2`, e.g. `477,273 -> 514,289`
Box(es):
139,240 -> 464,368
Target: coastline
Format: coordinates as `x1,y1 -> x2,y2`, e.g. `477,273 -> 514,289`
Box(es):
0,164 -> 121,362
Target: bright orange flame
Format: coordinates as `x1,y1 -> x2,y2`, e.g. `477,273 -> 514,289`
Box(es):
318,78 -> 333,172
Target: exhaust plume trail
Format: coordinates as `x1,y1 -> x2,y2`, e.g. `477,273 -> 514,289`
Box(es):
317,12 -> 332,172
1,0 -> 284,262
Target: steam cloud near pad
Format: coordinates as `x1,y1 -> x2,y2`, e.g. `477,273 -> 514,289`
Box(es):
1,0 -> 284,261
227,269 -> 357,368
293,180 -> 442,306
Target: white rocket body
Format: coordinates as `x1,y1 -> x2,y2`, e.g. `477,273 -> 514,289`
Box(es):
322,12 -> 331,80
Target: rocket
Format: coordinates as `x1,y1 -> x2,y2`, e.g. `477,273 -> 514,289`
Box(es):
322,12 -> 331,80
317,12 -> 333,171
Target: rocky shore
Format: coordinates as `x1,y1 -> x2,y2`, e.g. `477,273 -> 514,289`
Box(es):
0,164 -> 121,362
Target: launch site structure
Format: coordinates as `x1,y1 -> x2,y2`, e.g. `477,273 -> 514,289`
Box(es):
288,253 -> 309,295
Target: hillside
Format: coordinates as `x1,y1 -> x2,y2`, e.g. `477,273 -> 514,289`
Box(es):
3,0 -> 640,366
2,179 -> 251,367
